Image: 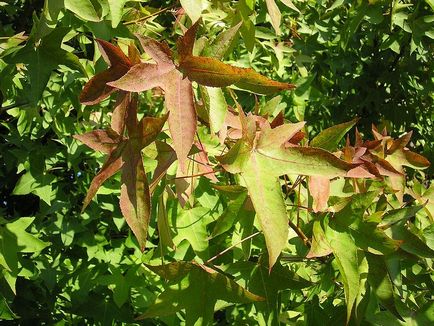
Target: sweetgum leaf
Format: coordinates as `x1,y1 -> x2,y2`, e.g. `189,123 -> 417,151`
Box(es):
178,55 -> 295,94
64,0 -> 100,22
177,21 -> 295,94
80,144 -> 125,211
366,253 -> 403,321
120,143 -> 150,251
80,39 -> 131,105
108,37 -> 196,173
265,0 -> 282,35
310,118 -> 359,152
139,262 -> 263,324
73,129 -> 122,154
324,215 -> 365,324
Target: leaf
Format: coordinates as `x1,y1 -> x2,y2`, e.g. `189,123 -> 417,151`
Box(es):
0,217 -> 50,284
310,118 -> 359,152
280,0 -> 300,13
138,262 -> 263,324
73,129 -> 122,154
324,215 -> 365,324
180,0 -> 204,23
331,192 -> 401,255
107,0 -> 127,27
379,205 -> 423,229
178,55 -> 295,95
308,176 -> 330,212
4,28 -> 85,103
172,207 -> 211,259
80,39 -> 132,105
306,220 -> 332,258
202,22 -> 242,59
108,37 -> 196,173
385,221 -> 434,258
78,138 -> 125,211
177,22 -> 295,94
211,186 -> 248,237
157,196 -> 174,249
164,69 -> 197,173
366,253 -> 403,320
202,86 -> 228,134
120,146 -> 150,251
265,0 -> 282,35
64,0 -> 100,22
242,155 -> 289,269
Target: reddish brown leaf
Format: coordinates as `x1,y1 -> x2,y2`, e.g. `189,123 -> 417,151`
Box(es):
120,144 -> 151,251
139,114 -> 169,149
308,176 -> 330,212
107,63 -> 163,92
81,145 -> 125,211
163,69 -> 197,173
149,141 -> 177,194
177,19 -> 201,59
79,65 -> 129,105
111,92 -> 129,135
386,131 -> 412,154
178,55 -> 295,94
96,38 -> 131,67
73,129 -> 122,154
194,141 -> 218,182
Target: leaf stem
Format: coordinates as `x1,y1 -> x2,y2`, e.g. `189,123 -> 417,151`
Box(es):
206,231 -> 261,264
123,4 -> 178,26
288,219 -> 311,247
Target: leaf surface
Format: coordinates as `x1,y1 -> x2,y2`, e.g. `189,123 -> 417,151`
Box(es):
139,262 -> 263,324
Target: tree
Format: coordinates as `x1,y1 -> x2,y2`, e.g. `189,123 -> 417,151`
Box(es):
0,1 -> 433,325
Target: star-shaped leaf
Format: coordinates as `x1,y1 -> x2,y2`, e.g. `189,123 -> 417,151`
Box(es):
108,36 -> 196,173
217,109 -> 354,268
4,27 -> 85,103
74,97 -> 167,250
138,262 -> 264,324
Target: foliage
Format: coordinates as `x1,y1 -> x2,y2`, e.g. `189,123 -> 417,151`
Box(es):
0,0 -> 433,325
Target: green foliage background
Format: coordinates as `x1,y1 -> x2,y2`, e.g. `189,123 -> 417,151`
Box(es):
0,0 -> 433,325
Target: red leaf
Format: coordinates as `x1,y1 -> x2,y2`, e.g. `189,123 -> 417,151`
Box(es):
120,144 -> 151,251
79,65 -> 129,105
308,176 -> 330,212
73,129 -> 122,154
82,146 -> 125,211
96,38 -> 131,67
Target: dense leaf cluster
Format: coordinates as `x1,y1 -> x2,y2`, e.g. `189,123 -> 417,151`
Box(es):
0,1 -> 433,325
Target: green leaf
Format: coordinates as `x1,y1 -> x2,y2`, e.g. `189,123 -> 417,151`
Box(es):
385,221 -> 434,258
107,0 -> 127,27
172,207 -> 211,259
4,28 -> 85,103
202,22 -> 242,59
157,196 -> 175,249
265,0 -> 281,35
306,220 -> 332,258
139,262 -> 263,324
64,0 -> 100,22
211,186 -> 248,237
310,118 -> 359,152
242,155 -> 289,269
202,86 -> 228,134
366,253 -> 402,320
180,0 -> 204,23
379,205 -> 423,229
324,214 -> 365,324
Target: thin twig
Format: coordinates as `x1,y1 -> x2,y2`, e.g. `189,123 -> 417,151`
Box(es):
288,219 -> 311,247
169,169 -> 222,180
206,231 -> 261,264
123,4 -> 178,26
